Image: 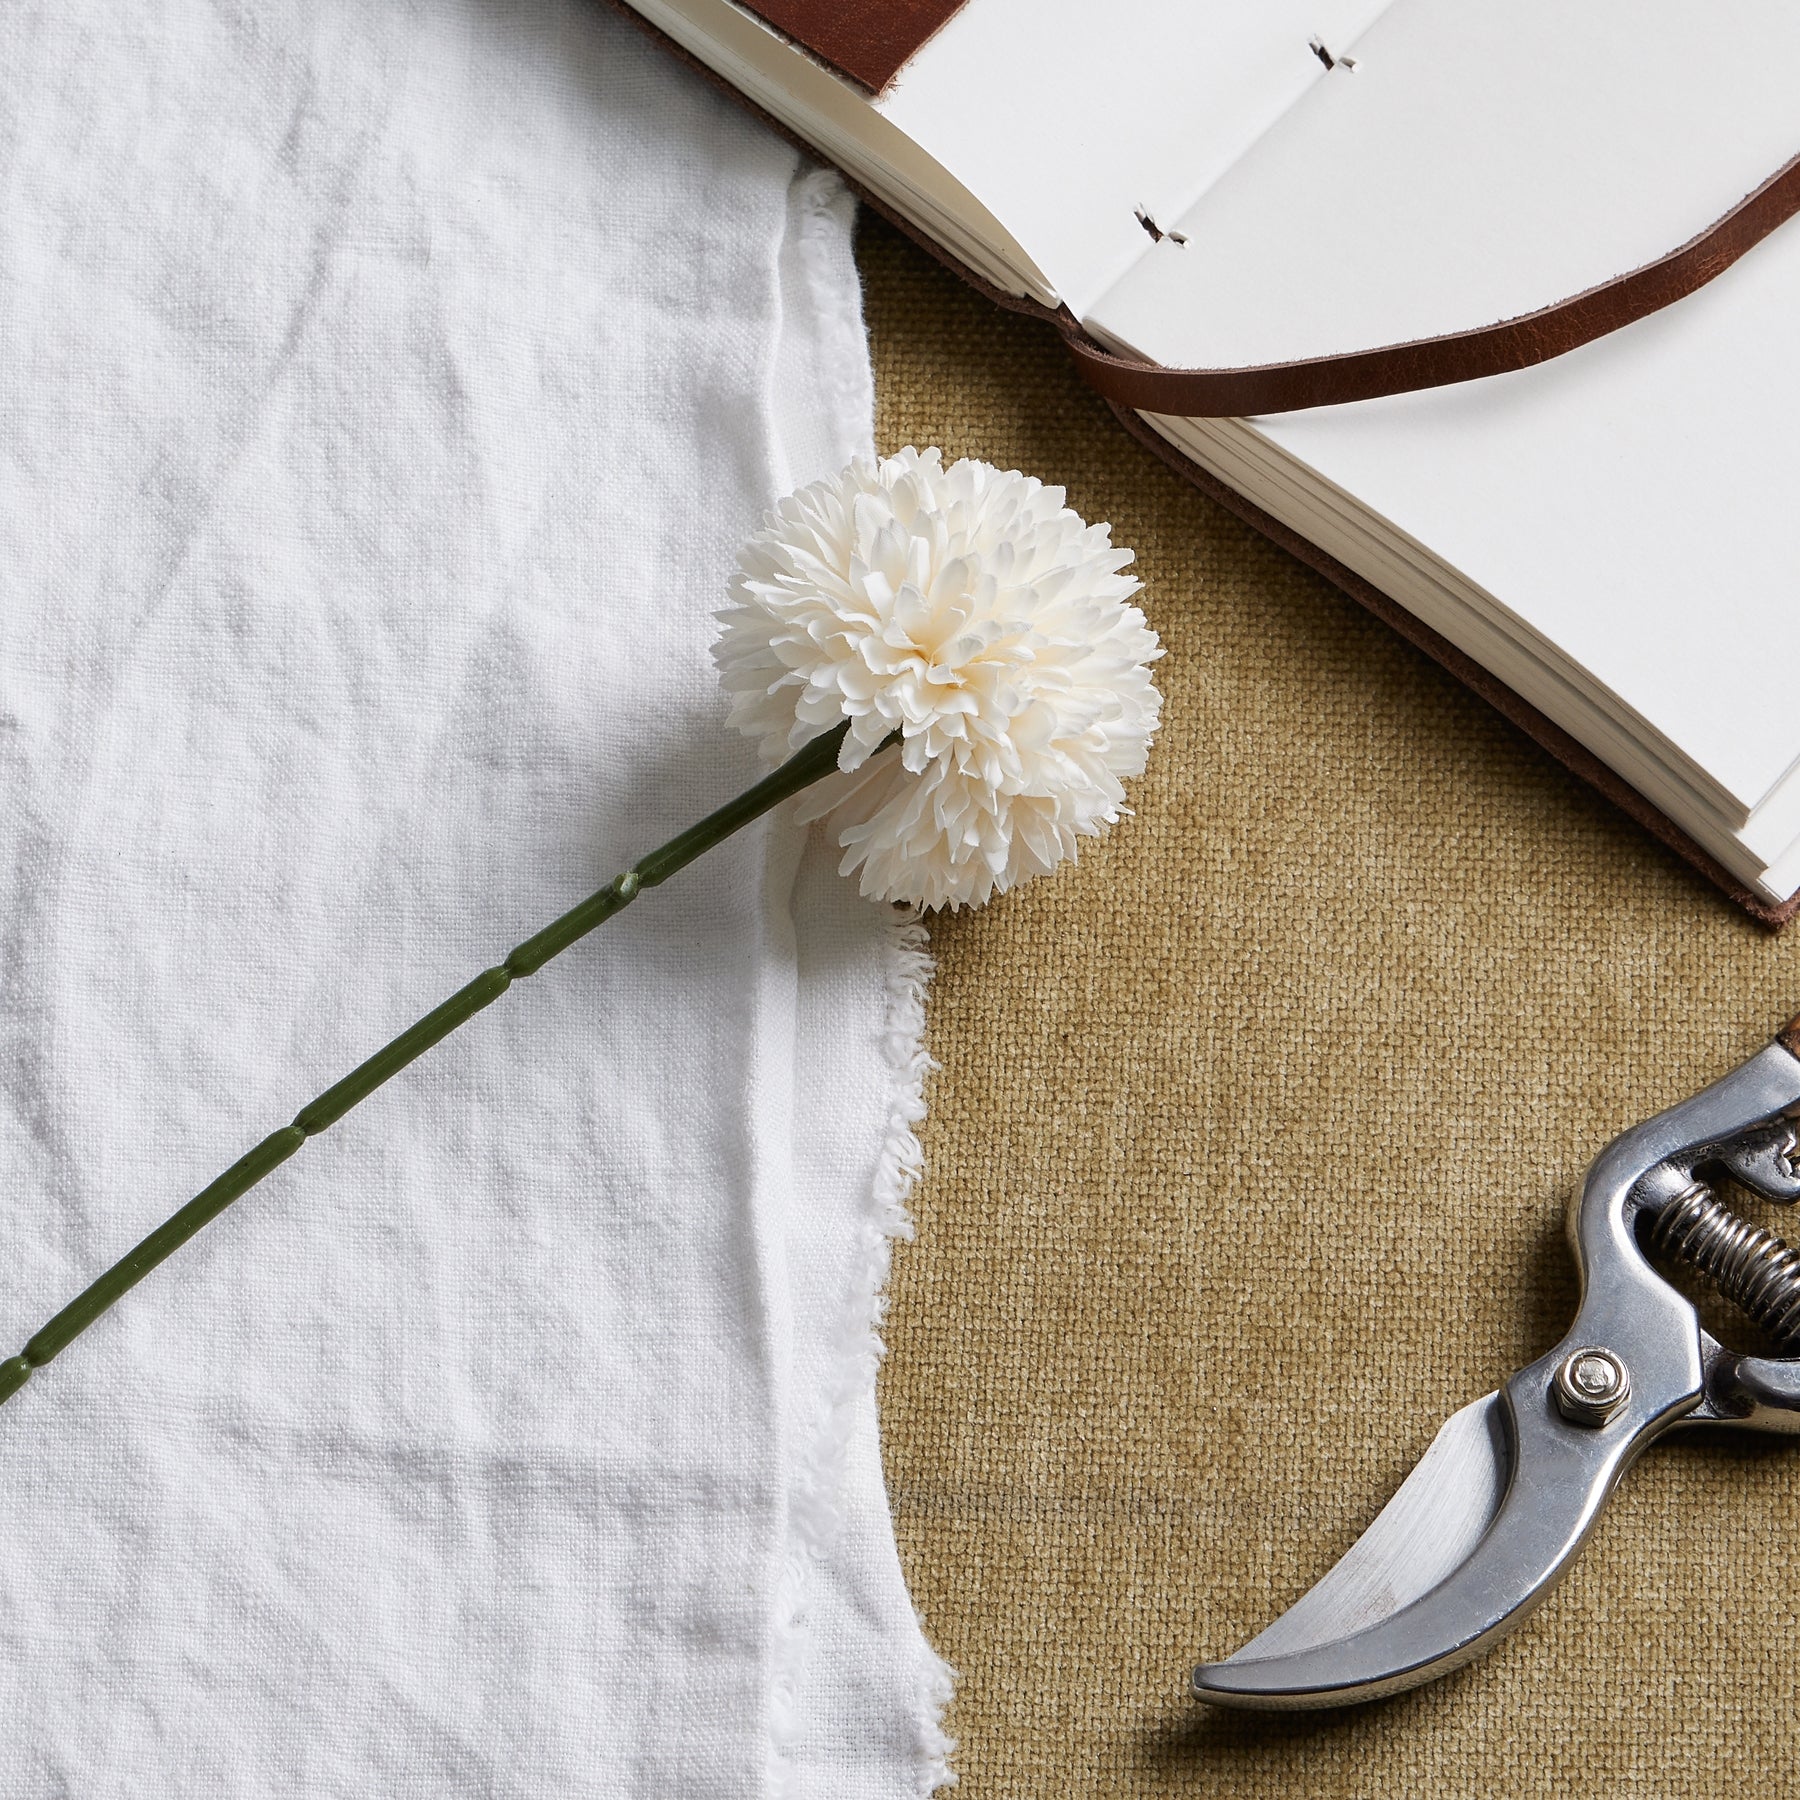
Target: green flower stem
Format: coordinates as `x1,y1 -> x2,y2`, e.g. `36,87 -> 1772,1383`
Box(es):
0,719 -> 853,1410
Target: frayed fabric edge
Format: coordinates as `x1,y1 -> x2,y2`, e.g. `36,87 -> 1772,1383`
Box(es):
872,908 -> 958,1795
769,903 -> 958,1797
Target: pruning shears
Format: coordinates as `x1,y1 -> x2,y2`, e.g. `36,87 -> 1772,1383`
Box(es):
1193,1013 -> 1800,1708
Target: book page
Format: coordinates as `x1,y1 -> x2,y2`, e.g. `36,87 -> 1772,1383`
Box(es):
1084,0 -> 1800,816
876,0 -> 1396,317
1248,221 -> 1800,819
1086,0 -> 1800,364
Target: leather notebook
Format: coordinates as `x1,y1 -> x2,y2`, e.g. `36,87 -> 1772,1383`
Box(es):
611,0 -> 1800,927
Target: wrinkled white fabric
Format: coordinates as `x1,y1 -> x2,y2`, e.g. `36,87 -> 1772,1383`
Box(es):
0,4 -> 950,1794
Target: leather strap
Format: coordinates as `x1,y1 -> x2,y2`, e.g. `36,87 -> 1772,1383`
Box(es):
737,0 -> 969,91
1067,150 -> 1800,416
1780,1013 -> 1800,1060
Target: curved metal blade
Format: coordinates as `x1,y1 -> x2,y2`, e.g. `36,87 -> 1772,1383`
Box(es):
1193,1368 -> 1669,1709
1220,1393 -> 1509,1665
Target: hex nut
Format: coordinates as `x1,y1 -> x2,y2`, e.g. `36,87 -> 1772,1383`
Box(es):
1553,1347 -> 1630,1427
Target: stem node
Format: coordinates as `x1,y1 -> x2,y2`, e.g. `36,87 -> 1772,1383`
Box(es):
0,1357 -> 31,1405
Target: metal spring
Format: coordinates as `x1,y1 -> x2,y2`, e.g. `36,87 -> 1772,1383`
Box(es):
1650,1180 -> 1800,1350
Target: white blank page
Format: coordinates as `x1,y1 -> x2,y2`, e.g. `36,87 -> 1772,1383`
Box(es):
877,0 -> 1395,316
1087,0 -> 1800,364
1086,0 -> 1800,817
1256,218 -> 1800,818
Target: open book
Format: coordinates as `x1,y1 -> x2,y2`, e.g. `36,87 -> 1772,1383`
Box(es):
616,0 -> 1800,923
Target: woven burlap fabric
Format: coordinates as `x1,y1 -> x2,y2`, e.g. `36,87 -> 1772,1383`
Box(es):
860,214 -> 1800,1797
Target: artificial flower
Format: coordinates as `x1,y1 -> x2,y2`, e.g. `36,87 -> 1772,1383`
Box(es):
715,447 -> 1163,909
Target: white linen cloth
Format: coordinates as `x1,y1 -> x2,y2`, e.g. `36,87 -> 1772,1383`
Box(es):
0,4 -> 951,1794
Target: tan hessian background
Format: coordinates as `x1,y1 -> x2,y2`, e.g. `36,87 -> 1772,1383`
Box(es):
859,214 -> 1800,1797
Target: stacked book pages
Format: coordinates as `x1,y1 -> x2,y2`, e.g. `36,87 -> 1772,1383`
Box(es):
618,0 -> 1800,922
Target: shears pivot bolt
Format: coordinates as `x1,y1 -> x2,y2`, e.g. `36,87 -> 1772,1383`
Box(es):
1552,1347 -> 1631,1426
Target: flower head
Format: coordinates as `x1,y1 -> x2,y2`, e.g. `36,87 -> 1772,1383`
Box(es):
713,447 -> 1162,909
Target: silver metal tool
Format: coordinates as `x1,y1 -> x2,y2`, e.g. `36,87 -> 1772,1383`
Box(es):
1192,1024 -> 1800,1709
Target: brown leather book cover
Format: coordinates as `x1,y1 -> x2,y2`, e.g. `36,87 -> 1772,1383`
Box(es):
740,0 -> 968,90
608,0 -> 1800,929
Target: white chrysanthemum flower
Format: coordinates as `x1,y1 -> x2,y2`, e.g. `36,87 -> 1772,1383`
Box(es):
713,447 -> 1163,910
